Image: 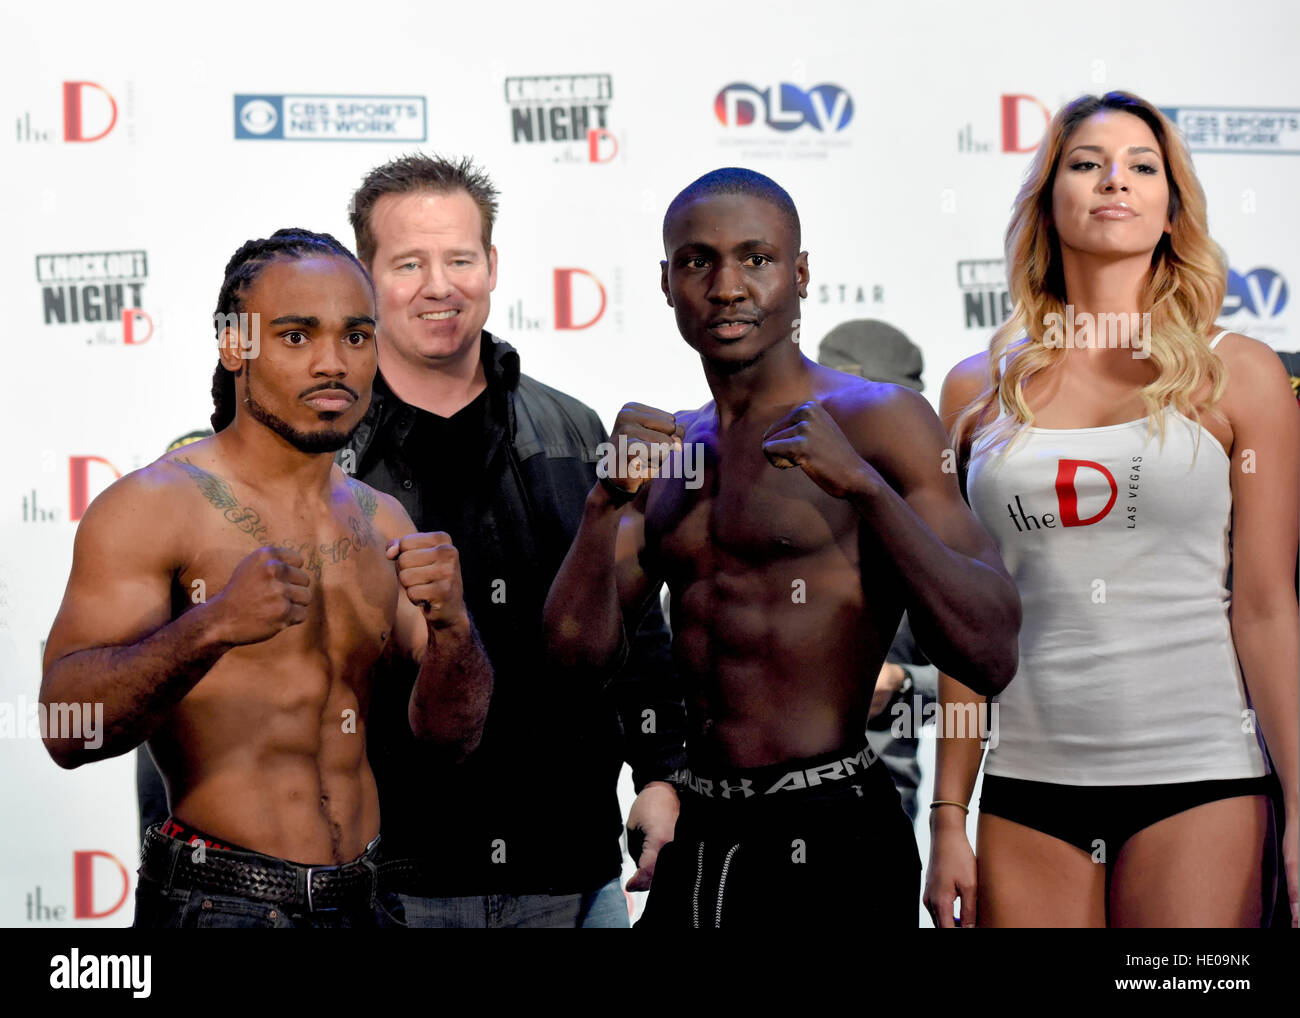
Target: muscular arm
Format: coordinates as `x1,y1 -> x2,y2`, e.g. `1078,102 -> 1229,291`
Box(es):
856,389 -> 1020,692
373,490 -> 493,760
40,471 -> 234,768
543,480 -> 662,679
767,382 -> 1019,694
545,403 -> 683,680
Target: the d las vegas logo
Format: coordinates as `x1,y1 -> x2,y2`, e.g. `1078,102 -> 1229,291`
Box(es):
1004,459 -> 1141,532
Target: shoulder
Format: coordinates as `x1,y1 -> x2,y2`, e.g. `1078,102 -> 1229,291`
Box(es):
940,351 -> 991,411
816,369 -> 947,464
1214,329 -> 1291,379
71,451 -> 206,563
1213,329 -> 1300,427
79,459 -> 186,524
672,402 -> 714,433
808,372 -> 953,496
136,438 -> 247,504
817,367 -> 933,427
517,372 -> 600,421
940,348 -> 1008,434
514,372 -> 607,451
155,442 -> 237,496
342,472 -> 412,538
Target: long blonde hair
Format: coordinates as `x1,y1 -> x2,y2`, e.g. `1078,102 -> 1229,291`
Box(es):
956,91 -> 1228,455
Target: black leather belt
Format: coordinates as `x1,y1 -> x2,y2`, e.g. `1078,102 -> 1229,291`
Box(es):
140,824 -> 381,914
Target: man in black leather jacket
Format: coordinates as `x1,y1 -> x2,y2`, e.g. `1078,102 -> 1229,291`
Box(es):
341,153 -> 686,926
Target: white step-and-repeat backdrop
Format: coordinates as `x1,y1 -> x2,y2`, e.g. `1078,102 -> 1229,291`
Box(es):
2,0 -> 1296,926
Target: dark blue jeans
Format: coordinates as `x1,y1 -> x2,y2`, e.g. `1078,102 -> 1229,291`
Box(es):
132,827 -> 406,929
395,877 -> 629,928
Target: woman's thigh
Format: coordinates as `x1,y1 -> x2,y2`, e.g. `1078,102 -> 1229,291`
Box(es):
1109,794 -> 1269,928
976,814 -> 1107,928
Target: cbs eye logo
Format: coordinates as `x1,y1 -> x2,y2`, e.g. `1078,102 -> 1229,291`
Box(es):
234,95 -> 283,139
240,99 -> 278,135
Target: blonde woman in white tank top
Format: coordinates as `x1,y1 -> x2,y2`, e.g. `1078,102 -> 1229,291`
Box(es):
924,92 -> 1299,928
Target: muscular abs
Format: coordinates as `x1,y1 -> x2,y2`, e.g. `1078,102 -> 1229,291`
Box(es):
642,411 -> 901,769
153,456 -> 398,864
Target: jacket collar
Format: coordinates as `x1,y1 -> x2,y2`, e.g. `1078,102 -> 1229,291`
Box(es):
350,331 -> 520,470
482,331 -> 521,392
370,330 -> 519,404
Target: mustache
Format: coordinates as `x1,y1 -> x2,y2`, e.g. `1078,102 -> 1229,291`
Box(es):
299,381 -> 360,400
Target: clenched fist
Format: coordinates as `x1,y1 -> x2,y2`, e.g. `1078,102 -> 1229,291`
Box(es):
388,532 -> 468,630
602,402 -> 686,498
761,400 -> 874,499
209,545 -> 311,645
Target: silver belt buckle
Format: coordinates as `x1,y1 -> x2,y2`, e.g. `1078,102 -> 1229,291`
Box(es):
305,864 -> 342,913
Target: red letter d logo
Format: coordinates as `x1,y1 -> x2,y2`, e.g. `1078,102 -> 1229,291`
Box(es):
1000,94 -> 1050,153
554,268 -> 607,330
63,82 -> 118,142
73,850 -> 130,919
1055,459 -> 1118,527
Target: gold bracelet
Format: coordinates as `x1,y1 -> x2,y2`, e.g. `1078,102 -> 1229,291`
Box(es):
928,800 -> 970,813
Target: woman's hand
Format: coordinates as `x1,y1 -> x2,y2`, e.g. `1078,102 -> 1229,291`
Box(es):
924,814 -> 979,928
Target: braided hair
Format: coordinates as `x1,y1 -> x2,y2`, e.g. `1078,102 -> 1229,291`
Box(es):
211,228 -> 372,431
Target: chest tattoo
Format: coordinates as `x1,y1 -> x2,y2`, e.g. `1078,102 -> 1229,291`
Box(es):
176,458 -> 380,580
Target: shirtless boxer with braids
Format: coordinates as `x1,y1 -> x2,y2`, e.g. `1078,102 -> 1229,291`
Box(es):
40,229 -> 492,928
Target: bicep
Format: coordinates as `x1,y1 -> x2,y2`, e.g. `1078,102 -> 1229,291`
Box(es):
876,394 -> 1005,570
43,482 -> 179,674
901,478 -> 1004,571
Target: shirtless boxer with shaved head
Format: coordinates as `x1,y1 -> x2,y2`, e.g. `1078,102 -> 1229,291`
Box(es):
545,169 -> 1020,928
39,228 -> 492,928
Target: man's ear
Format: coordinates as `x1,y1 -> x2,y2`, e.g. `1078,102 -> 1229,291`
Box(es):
795,251 -> 810,300
217,326 -> 245,373
661,260 -> 673,307
488,244 -> 499,291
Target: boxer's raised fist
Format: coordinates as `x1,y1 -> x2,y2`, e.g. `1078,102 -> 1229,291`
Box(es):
761,400 -> 873,499
602,402 -> 686,498
388,532 -> 468,630
209,545 -> 311,645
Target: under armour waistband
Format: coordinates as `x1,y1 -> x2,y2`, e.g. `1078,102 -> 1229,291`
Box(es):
666,742 -> 882,806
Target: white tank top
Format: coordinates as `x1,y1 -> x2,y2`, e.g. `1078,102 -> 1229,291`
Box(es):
967,331 -> 1267,784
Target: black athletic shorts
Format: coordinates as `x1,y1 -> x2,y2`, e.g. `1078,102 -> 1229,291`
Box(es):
637,742 -> 921,929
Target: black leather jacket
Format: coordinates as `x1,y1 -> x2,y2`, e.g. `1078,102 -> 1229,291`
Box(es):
343,332 -> 685,894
